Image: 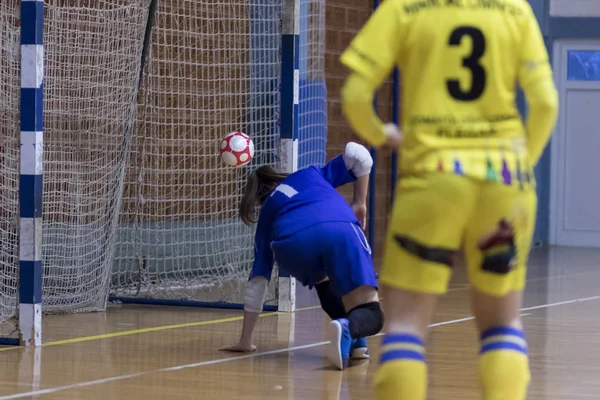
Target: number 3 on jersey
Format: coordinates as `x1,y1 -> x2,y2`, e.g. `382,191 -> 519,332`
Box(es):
446,26 -> 486,101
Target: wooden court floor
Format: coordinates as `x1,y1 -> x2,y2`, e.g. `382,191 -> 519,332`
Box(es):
1,246 -> 600,399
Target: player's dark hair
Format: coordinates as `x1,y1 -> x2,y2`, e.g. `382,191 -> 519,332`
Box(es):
239,165 -> 288,225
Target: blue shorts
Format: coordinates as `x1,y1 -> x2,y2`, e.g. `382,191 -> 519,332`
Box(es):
271,221 -> 378,296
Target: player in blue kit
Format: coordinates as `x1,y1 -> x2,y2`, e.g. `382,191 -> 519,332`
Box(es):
220,142 -> 384,370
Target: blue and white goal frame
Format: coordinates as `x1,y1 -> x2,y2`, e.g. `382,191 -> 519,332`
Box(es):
18,0 -> 45,347
4,0 -> 301,348
277,0 -> 300,313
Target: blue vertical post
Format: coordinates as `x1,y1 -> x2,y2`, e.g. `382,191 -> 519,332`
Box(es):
249,0 -> 279,166
531,37 -> 553,245
278,0 -> 299,312
297,0 -> 327,169
281,0 -> 299,175
368,0 -> 380,255
19,0 -> 44,347
391,68 -> 400,199
368,151 -> 376,254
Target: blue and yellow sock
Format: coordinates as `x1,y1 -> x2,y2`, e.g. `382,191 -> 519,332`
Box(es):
478,327 -> 531,400
374,333 -> 427,400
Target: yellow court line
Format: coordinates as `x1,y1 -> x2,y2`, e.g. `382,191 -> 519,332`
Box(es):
0,311 -> 281,352
0,302 -> 360,352
45,304 -> 328,347
294,304 -> 322,312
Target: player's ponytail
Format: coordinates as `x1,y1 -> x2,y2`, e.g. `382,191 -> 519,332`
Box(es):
239,165 -> 288,225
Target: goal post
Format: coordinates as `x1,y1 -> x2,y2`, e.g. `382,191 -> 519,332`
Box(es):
18,0 -> 44,347
278,0 -> 300,313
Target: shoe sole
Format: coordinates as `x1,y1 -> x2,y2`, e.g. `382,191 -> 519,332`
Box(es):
327,321 -> 344,370
351,347 -> 369,359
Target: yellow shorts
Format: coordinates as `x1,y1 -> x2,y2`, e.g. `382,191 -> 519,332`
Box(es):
380,173 -> 537,296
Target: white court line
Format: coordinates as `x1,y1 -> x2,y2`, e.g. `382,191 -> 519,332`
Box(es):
445,269 -> 600,293
2,294 -> 600,400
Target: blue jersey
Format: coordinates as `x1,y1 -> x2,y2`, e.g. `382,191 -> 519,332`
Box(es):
249,155 -> 360,281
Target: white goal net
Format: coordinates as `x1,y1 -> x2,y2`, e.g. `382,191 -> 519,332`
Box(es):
111,0 -> 282,306
298,0 -> 327,169
0,0 -> 289,338
0,0 -> 21,336
42,0 -> 148,314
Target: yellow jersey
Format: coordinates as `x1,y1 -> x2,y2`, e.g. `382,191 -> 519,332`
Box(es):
340,0 -> 554,186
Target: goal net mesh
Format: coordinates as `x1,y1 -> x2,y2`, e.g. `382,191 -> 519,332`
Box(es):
110,0 -> 282,305
42,1 -> 149,314
298,0 -> 327,169
0,1 -> 21,336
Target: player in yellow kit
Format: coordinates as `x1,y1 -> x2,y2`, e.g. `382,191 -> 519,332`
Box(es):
340,0 -> 558,399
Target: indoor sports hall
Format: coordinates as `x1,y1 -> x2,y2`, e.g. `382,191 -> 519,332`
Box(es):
1,0 -> 600,399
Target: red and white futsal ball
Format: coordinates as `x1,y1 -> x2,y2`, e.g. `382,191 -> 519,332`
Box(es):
219,131 -> 254,167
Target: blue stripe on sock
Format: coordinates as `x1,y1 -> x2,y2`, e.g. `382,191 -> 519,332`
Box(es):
379,349 -> 425,364
480,341 -> 527,355
381,333 -> 423,346
481,326 -> 525,340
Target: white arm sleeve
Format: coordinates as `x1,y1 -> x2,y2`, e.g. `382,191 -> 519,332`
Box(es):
343,142 -> 373,177
244,276 -> 268,313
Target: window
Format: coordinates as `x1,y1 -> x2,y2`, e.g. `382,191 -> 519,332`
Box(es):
567,50 -> 600,82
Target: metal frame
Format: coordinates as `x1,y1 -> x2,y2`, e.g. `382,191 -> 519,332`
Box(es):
277,0 -> 300,312
18,0 -> 45,347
